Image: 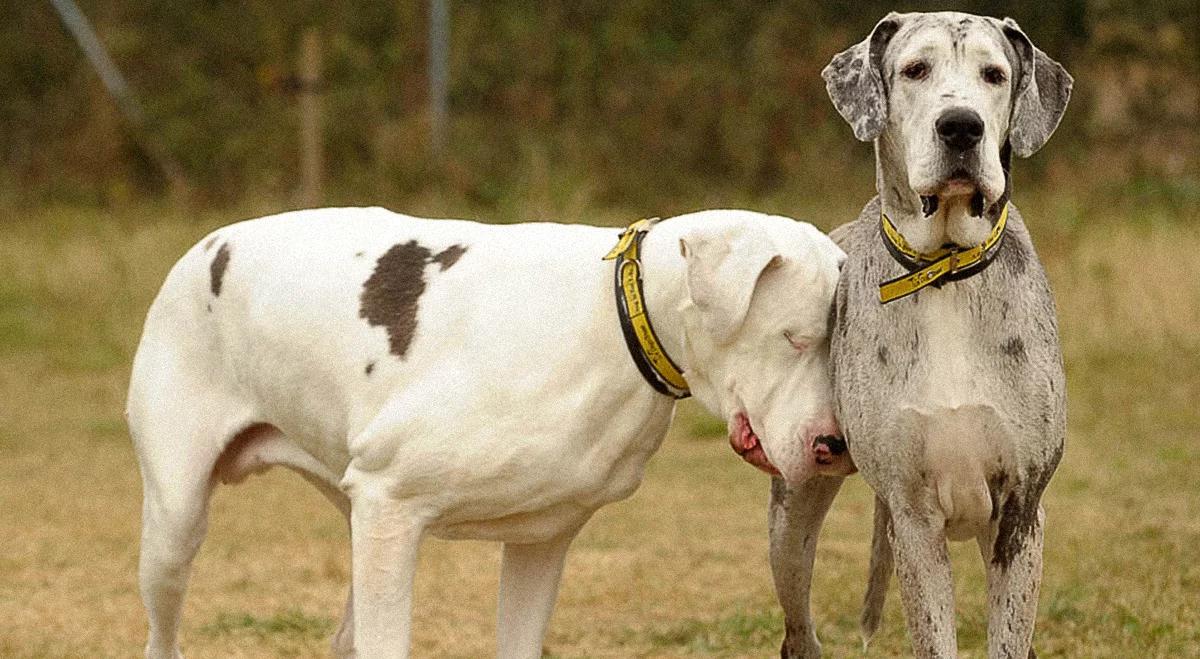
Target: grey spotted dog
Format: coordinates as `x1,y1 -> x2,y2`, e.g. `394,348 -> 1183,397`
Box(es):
767,11 -> 1072,659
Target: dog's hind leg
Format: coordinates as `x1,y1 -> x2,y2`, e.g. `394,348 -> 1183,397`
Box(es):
496,531 -> 577,659
136,442 -> 217,659
129,372 -> 253,658
860,495 -> 894,648
978,502 -> 1044,659
294,472 -> 355,658
768,475 -> 845,659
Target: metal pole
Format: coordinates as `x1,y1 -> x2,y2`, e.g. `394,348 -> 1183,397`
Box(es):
48,0 -> 189,199
48,0 -> 145,126
428,0 -> 449,160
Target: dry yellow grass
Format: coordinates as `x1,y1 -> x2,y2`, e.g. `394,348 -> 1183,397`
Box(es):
1,202 -> 1197,657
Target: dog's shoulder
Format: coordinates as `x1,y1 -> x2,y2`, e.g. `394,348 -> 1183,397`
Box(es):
827,197 -> 881,253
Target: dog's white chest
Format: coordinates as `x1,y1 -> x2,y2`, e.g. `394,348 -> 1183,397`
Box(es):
914,285 -> 987,408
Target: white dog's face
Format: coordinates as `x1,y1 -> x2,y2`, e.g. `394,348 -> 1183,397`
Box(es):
674,213 -> 852,482
882,14 -> 1015,206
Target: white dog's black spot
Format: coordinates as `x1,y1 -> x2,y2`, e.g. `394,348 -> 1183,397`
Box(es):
365,361 -> 376,375
431,244 -> 467,271
210,242 -> 231,297
359,241 -> 469,358
361,241 -> 430,358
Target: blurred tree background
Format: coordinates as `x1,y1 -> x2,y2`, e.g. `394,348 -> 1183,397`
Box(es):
2,0 -> 1197,219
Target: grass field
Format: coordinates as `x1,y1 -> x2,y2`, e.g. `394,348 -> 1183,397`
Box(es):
1,198 -> 1198,657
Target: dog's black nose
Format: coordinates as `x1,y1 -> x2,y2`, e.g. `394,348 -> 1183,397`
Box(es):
936,108 -> 985,151
814,435 -> 847,456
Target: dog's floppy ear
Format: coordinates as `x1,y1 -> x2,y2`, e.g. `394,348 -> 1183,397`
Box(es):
1000,17 -> 1074,157
679,228 -> 783,344
822,12 -> 903,142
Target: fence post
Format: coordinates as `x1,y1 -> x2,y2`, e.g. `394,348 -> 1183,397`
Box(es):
299,27 -> 324,207
428,0 -> 449,161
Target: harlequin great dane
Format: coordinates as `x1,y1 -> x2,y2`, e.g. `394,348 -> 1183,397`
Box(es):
766,11 -> 1072,659
127,208 -> 854,658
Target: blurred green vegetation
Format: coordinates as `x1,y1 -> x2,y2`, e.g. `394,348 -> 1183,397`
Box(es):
1,1 -> 1197,219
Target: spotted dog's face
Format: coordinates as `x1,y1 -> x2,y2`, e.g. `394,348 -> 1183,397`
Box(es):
884,15 -> 1017,207
674,213 -> 853,482
823,11 -> 1073,214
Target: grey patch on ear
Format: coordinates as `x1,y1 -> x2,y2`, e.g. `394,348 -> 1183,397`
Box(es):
1000,17 -> 1074,157
822,12 -> 903,142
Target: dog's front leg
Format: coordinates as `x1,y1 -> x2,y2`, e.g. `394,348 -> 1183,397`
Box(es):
496,531 -> 579,659
768,475 -> 845,658
889,502 -> 958,658
978,503 -> 1044,659
349,488 -> 427,659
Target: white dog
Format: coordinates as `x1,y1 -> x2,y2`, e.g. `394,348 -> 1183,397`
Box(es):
127,207 -> 851,658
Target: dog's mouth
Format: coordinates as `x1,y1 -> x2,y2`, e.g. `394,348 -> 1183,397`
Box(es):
729,412 -> 780,476
942,168 -> 978,195
919,168 -> 988,218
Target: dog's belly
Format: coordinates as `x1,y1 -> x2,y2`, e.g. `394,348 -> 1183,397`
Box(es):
431,505 -> 594,544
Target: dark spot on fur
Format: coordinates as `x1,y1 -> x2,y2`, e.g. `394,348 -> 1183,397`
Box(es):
360,240 -> 432,358
987,472 -> 1009,521
993,442 -> 1062,570
431,244 -> 467,271
206,303 -> 212,313
993,493 -> 1032,570
877,345 -> 889,365
210,242 -> 231,297
1001,336 -> 1026,360
355,251 -> 365,258
364,361 -> 375,375
204,235 -> 220,251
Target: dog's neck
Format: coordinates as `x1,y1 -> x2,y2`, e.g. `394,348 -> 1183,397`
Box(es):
634,223 -> 693,376
875,133 -> 997,255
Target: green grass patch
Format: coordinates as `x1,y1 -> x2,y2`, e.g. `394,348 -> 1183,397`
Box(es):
645,608 -> 783,652
199,609 -> 335,640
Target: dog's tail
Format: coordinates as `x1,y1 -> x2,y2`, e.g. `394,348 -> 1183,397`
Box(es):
860,495 -> 893,650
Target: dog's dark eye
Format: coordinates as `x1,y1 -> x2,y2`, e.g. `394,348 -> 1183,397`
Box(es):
982,65 -> 1007,85
901,61 -> 929,81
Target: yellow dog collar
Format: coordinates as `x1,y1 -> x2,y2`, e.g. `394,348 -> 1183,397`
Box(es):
602,219 -> 690,399
878,203 -> 1009,304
